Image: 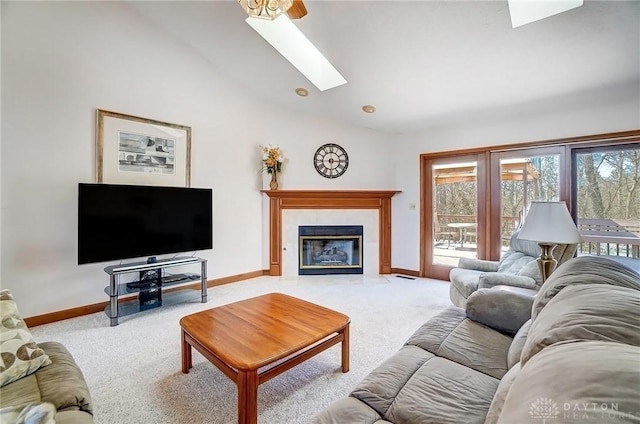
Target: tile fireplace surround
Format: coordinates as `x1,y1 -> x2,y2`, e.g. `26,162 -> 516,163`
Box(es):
262,190 -> 401,276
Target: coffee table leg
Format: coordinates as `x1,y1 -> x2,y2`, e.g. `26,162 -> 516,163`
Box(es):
237,370 -> 258,424
181,329 -> 192,374
341,324 -> 350,373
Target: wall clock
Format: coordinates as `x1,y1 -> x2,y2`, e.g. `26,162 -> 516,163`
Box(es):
314,143 -> 349,179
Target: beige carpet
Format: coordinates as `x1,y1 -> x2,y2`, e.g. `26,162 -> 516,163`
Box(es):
30,274 -> 452,424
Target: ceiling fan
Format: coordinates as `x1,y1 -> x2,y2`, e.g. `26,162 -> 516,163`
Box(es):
238,0 -> 307,20
286,0 -> 308,19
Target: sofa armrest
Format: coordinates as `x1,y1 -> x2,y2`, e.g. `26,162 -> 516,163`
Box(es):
457,257 -> 500,272
465,288 -> 534,336
36,342 -> 93,415
477,273 -> 537,290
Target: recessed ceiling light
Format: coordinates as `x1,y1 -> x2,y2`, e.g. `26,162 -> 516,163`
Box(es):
362,105 -> 376,114
295,87 -> 309,97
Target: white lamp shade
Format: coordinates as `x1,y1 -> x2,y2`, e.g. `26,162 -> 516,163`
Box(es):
518,201 -> 584,244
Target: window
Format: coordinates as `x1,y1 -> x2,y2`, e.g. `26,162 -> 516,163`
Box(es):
420,131 -> 640,279
572,145 -> 640,260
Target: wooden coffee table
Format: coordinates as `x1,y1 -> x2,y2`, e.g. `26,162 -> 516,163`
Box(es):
179,292 -> 350,424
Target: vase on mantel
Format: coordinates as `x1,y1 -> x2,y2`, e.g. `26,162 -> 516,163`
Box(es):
269,172 -> 279,190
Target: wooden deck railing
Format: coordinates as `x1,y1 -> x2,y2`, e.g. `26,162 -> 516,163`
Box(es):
437,214 -> 520,247
577,218 -> 640,258
436,215 -> 640,258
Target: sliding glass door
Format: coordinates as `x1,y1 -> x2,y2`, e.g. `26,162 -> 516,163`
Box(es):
422,154 -> 486,280
490,148 -> 563,259
572,144 -> 640,261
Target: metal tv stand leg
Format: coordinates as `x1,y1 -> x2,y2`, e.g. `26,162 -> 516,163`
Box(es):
110,274 -> 119,327
201,261 -> 208,303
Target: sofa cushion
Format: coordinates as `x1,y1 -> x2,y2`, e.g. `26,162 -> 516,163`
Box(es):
507,319 -> 531,369
406,306 -> 512,379
521,284 -> 640,366
508,232 -> 542,258
497,251 -> 536,275
477,273 -> 537,290
0,373 -> 42,406
404,306 -> 467,353
0,289 -> 51,387
384,356 -> 499,424
350,345 -> 434,417
312,397 -> 386,424
484,362 -> 521,424
0,402 -> 56,424
497,341 -> 640,424
515,260 -> 543,287
532,256 -> 640,320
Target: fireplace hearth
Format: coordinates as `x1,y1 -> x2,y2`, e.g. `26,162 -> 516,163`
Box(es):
299,225 -> 363,275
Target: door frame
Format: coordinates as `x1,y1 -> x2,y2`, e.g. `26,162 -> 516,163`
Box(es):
420,151 -> 488,280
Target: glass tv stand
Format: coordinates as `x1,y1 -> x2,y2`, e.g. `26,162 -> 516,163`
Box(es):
103,257 -> 207,326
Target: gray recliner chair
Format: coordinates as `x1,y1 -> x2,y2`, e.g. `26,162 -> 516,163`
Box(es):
449,229 -> 577,308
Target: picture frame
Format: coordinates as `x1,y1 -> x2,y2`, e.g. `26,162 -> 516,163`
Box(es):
96,109 -> 191,187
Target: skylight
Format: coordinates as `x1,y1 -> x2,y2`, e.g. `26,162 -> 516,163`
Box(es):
245,15 -> 347,92
508,0 -> 583,28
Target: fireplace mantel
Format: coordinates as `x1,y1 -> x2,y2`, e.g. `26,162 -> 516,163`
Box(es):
262,190 -> 401,275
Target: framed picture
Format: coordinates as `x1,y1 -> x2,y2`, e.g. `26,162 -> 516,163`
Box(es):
96,109 -> 191,187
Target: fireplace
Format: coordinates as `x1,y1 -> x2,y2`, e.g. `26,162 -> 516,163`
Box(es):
263,190 -> 400,275
299,225 -> 363,275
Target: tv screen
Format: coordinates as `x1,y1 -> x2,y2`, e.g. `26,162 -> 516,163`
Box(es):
78,183 -> 212,265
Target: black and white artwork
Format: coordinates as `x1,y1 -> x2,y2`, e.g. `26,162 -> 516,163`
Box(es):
96,109 -> 191,187
118,132 -> 176,175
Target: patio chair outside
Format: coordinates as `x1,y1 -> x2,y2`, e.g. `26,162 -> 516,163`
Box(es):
434,213 -> 457,248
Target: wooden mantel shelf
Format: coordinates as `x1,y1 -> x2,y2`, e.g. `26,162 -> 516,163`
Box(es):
261,189 -> 401,275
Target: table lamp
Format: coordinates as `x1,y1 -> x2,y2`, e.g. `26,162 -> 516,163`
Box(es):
517,201 -> 584,283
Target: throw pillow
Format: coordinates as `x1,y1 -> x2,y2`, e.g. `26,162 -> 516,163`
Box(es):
0,402 -> 56,424
0,289 -> 51,387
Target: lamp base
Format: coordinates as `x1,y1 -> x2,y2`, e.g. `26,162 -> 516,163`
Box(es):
537,242 -> 558,284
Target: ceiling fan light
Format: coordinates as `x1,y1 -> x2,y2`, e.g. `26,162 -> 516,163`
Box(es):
238,0 -> 293,20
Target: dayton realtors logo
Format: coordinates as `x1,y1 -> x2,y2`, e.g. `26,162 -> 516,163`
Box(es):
529,397 -> 559,423
530,398 -> 636,421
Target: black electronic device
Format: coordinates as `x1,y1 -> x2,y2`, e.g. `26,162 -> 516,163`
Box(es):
77,183 -> 213,264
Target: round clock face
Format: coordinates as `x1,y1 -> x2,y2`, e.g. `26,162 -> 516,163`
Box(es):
314,143 -> 349,179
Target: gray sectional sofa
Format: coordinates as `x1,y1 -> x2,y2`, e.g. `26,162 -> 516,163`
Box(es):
0,289 -> 93,424
0,342 -> 94,424
314,256 -> 640,424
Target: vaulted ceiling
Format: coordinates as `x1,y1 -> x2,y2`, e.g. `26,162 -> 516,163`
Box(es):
129,1 -> 639,134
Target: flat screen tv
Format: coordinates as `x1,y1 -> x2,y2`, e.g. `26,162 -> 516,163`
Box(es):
78,183 -> 213,265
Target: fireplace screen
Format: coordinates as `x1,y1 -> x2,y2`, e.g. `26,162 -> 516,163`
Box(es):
299,226 -> 363,275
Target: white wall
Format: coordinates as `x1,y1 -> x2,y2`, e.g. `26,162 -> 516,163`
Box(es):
391,84 -> 640,271
1,2 -> 393,317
